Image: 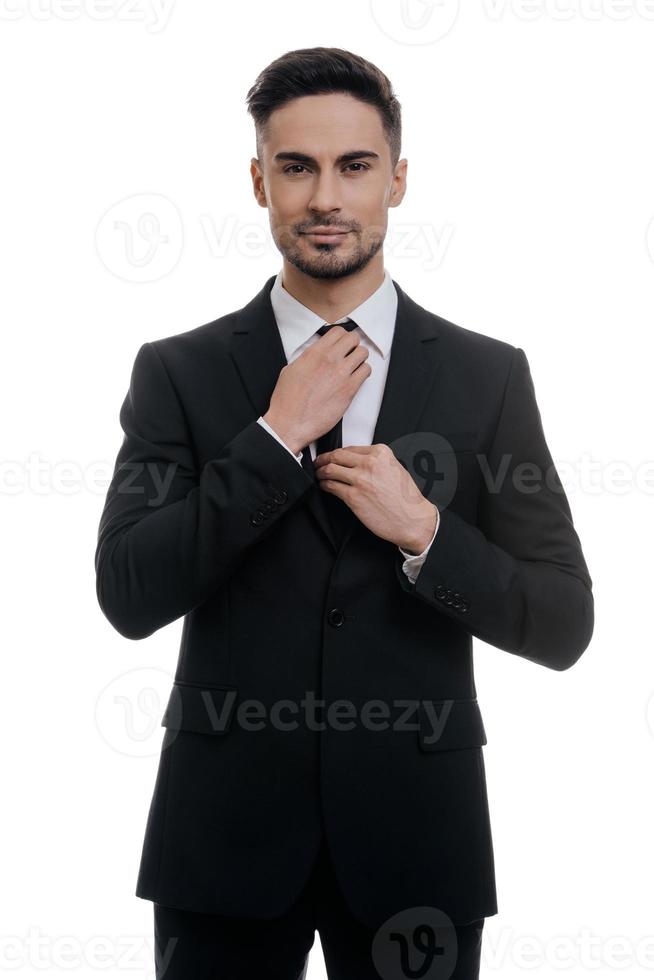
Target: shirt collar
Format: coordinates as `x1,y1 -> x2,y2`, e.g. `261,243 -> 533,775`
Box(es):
269,266 -> 397,362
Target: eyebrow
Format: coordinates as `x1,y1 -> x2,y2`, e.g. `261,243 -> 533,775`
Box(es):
273,150 -> 380,166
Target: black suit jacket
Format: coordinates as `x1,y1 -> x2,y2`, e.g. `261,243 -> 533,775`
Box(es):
95,274 -> 594,929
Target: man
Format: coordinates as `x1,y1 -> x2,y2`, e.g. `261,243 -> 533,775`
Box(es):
95,47 -> 594,980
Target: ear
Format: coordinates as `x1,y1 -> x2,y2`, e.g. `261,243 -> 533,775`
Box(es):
389,158 -> 408,208
250,158 -> 267,207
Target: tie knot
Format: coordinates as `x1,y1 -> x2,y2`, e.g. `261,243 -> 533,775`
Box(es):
317,318 -> 358,336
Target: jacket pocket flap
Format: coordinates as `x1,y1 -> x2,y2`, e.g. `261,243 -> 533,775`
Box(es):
417,698 -> 487,751
161,682 -> 238,735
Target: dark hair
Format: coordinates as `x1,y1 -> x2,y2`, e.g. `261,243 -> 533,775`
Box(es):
245,47 -> 402,169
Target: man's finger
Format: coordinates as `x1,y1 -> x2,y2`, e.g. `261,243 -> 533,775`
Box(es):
314,444 -> 376,466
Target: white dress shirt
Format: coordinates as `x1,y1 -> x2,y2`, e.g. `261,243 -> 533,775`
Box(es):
256,267 -> 439,583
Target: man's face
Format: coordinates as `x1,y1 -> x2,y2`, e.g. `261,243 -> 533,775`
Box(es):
251,92 -> 407,280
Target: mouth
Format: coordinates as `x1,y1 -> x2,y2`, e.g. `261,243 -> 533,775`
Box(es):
301,229 -> 351,244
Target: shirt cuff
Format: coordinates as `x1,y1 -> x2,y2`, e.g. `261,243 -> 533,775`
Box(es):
257,417 -> 303,465
398,507 -> 440,584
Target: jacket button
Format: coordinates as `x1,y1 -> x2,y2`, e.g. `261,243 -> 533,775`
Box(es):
272,488 -> 288,504
262,499 -> 277,515
249,510 -> 265,526
434,584 -> 447,599
328,608 -> 345,627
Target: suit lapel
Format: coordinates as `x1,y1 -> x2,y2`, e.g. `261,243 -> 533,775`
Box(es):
337,279 -> 443,552
229,274 -> 443,556
229,275 -> 338,552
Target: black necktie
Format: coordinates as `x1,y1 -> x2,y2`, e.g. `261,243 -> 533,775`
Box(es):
300,318 -> 359,546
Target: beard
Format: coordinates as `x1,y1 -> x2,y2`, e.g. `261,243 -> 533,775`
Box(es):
272,225 -> 385,281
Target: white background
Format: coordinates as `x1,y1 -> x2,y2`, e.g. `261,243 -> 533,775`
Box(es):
1,0 -> 652,976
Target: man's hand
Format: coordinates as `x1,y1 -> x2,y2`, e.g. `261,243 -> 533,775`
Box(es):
314,444 -> 438,552
263,326 -> 371,455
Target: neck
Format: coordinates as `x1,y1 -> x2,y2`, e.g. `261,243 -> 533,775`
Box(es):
280,255 -> 385,322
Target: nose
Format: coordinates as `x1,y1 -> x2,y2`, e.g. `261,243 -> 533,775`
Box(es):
307,170 -> 343,216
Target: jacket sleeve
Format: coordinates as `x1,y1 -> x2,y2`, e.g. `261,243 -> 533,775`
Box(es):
394,346 -> 594,671
95,341 -> 313,640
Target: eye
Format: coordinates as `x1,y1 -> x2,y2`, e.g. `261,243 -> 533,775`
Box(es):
283,162 -> 370,175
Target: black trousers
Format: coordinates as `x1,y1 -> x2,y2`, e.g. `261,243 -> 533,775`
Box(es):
153,834 -> 484,979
